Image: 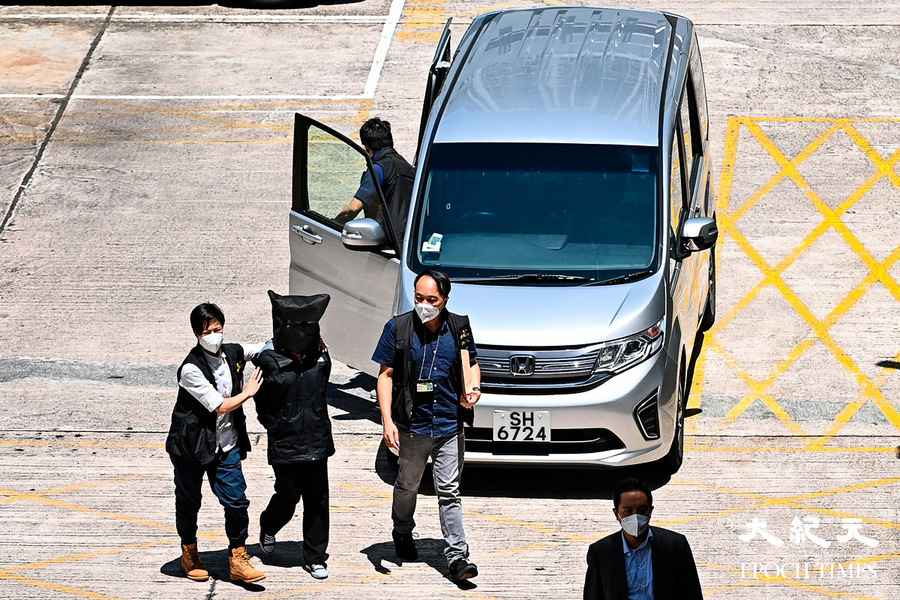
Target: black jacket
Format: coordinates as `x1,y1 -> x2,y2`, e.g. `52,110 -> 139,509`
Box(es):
584,526 -> 703,600
390,310 -> 476,429
165,344 -> 251,466
253,349 -> 335,464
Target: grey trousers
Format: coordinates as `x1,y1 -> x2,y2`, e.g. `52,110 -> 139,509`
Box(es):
392,429 -> 469,564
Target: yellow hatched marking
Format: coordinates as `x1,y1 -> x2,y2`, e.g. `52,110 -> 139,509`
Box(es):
702,116 -> 900,439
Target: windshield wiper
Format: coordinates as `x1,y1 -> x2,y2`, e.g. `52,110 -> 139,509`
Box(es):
453,273 -> 595,285
582,270 -> 655,286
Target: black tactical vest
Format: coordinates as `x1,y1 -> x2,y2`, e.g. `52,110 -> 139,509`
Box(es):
390,311 -> 475,429
374,147 -> 414,247
165,343 -> 251,465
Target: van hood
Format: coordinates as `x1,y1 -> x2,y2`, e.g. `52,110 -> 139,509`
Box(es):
401,272 -> 666,348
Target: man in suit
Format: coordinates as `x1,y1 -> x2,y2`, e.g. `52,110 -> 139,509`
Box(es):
584,477 -> 703,600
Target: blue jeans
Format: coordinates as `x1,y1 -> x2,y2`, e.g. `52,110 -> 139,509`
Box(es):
171,447 -> 250,549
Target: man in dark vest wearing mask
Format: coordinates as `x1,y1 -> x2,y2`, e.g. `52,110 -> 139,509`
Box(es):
165,303 -> 267,584
333,117 -> 415,244
373,270 -> 482,582
255,291 -> 335,581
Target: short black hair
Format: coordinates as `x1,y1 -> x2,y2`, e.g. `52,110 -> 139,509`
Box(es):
415,269 -> 452,298
613,477 -> 653,509
359,117 -> 393,152
190,303 -> 225,336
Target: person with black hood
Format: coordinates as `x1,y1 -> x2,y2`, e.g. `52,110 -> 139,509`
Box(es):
254,290 -> 334,580
165,303 -> 267,584
372,269 -> 482,582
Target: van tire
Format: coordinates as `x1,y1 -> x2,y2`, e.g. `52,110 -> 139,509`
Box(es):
700,247 -> 716,332
659,366 -> 686,475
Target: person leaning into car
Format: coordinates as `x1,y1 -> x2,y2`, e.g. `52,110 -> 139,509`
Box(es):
373,269 -> 482,582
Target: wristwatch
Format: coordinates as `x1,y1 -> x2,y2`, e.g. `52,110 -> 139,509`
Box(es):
471,386 -> 481,392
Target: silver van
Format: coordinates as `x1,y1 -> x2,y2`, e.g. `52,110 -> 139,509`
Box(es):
288,7 -> 717,474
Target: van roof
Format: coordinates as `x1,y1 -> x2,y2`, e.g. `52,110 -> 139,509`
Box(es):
434,7 -> 682,147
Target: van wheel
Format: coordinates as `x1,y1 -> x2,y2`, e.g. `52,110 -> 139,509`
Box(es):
700,247 -> 716,332
659,371 -> 685,475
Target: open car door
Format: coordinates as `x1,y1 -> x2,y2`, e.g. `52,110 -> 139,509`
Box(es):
289,114 -> 399,376
415,17 -> 453,164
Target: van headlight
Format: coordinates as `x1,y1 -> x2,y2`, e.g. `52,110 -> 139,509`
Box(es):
593,320 -> 664,374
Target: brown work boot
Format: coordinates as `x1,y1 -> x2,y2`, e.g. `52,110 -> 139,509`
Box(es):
180,543 -> 209,582
229,546 -> 266,583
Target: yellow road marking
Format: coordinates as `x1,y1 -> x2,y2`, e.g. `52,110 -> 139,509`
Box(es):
0,571 -> 118,600
707,116 -> 900,440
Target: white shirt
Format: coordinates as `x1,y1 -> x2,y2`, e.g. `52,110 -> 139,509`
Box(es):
178,342 -> 268,453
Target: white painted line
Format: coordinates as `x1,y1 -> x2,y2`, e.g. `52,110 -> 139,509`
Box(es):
364,0 -> 406,97
0,93 -> 369,101
0,0 -> 406,102
0,13 -> 388,24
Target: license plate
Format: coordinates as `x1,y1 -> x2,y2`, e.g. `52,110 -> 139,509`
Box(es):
492,411 -> 551,442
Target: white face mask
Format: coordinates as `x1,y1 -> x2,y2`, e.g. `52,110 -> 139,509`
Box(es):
198,332 -> 223,354
414,302 -> 441,324
620,514 -> 650,537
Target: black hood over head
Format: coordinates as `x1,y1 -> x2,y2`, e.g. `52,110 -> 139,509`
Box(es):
268,290 -> 330,357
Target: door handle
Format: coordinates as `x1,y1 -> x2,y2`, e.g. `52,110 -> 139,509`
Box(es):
292,224 -> 323,245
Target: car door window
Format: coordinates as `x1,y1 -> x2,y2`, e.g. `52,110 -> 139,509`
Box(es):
690,33 -> 708,143
679,90 -> 697,196
671,124 -> 686,235
305,124 -> 382,228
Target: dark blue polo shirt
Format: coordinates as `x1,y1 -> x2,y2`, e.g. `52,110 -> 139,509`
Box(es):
354,148 -> 388,214
372,317 -> 477,438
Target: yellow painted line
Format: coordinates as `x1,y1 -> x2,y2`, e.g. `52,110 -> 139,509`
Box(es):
773,477 -> 900,502
730,121 -> 841,223
0,571 -> 119,600
8,541 -> 161,574
805,350 -> 900,450
673,477 -> 900,532
0,475 -> 143,506
0,438 -> 163,449
746,116 -> 900,123
687,343 -> 708,411
684,443 -> 897,454
716,116 -> 743,215
0,486 -> 198,539
710,116 -> 899,439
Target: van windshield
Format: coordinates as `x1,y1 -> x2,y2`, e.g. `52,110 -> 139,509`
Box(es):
410,143 -> 659,283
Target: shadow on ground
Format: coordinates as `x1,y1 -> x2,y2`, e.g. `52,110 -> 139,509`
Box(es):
361,538 -> 477,590
329,372 -> 380,424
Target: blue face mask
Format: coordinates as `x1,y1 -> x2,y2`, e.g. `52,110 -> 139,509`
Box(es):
621,514 -> 650,537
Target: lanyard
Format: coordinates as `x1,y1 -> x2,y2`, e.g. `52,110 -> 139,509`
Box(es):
418,330 -> 442,381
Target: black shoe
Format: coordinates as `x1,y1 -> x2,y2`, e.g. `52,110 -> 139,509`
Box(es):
449,558 -> 478,581
392,531 -> 418,561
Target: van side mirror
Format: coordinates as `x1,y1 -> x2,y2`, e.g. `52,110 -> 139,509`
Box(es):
342,218 -> 386,249
681,217 -> 718,253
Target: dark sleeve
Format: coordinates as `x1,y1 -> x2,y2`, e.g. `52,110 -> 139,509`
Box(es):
353,163 -> 385,213
583,546 -> 602,600
458,316 -> 478,364
677,535 -> 703,600
371,319 -> 396,367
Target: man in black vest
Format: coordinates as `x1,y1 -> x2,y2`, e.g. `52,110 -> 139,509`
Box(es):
583,477 -> 704,600
372,270 -> 482,582
333,117 -> 414,244
254,291 -> 335,581
165,303 -> 267,584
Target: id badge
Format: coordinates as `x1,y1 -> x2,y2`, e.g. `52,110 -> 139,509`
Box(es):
416,380 -> 435,394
